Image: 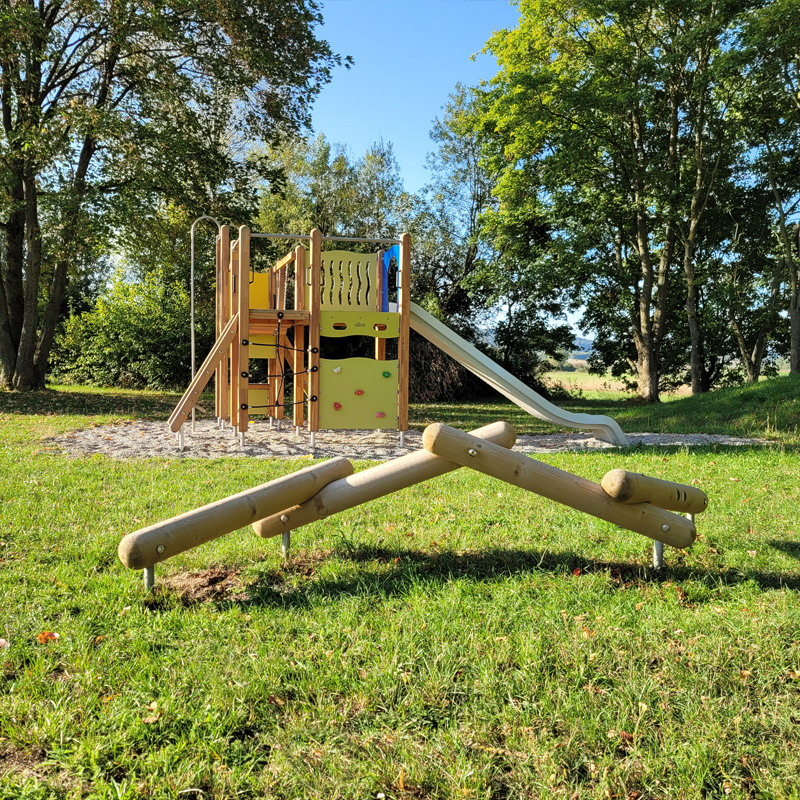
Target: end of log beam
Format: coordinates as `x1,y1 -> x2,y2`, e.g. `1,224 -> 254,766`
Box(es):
600,469 -> 708,514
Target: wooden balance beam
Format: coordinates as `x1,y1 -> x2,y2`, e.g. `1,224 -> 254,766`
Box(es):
118,457 -> 354,571
252,421 -> 517,539
421,423 -> 697,549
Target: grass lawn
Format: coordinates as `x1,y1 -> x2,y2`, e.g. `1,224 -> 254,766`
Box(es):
1,378 -> 799,799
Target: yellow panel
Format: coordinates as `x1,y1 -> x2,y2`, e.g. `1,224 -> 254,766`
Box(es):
320,311 -> 399,339
249,334 -> 276,360
249,271 -> 272,309
318,358 -> 399,430
247,387 -> 272,417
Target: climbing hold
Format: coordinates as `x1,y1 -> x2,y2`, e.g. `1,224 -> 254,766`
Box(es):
333,366 -> 342,374
382,371 -> 391,378
354,389 -> 364,396
334,402 -> 342,410
375,412 -> 386,418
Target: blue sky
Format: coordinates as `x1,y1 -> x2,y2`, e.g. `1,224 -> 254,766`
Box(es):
311,0 -> 520,193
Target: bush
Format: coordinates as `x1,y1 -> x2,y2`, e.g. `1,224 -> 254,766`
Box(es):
50,272 -> 215,390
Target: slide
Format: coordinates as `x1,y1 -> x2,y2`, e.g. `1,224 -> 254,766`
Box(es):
409,302 -> 629,446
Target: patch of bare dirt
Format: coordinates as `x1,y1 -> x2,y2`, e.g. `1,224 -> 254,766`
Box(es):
159,567 -> 247,605
0,745 -> 47,779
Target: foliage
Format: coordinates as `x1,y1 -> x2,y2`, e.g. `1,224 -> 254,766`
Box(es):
0,0 -> 344,389
475,0 -> 798,401
50,272 -> 214,390
258,135 -> 414,245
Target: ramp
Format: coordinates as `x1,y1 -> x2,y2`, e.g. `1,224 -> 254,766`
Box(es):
409,302 -> 628,446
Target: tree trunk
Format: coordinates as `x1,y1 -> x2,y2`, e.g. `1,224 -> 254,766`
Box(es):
0,166 -> 25,387
790,223 -> 800,373
765,142 -> 799,374
12,162 -> 43,389
729,306 -> 768,384
684,239 -> 703,393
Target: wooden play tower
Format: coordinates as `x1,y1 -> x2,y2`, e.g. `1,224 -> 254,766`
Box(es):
168,227 -> 412,448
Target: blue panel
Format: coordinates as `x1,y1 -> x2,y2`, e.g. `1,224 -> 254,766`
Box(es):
381,245 -> 399,312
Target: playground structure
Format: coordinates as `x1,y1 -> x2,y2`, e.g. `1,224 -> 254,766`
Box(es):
168,224 -> 629,450
118,422 -> 707,590
169,226 -> 412,449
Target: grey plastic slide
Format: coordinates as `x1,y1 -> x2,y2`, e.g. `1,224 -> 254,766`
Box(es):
409,302 -> 629,446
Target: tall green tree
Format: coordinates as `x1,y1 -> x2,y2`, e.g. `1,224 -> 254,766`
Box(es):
731,0 -> 800,373
477,0 -> 751,401
0,0 -> 343,389
418,86 -> 573,387
258,134 -> 412,243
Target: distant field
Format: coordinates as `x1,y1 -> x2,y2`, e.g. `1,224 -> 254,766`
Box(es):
543,370 -> 629,396
543,370 -> 693,398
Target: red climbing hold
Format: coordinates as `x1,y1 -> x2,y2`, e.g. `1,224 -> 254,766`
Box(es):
334,402 -> 342,410
375,412 -> 386,418
354,389 -> 364,396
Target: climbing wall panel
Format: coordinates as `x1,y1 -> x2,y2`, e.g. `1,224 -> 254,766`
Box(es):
318,358 -> 399,430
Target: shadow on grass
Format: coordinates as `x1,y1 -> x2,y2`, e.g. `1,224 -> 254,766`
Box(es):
218,543 -> 800,612
0,386 -> 189,420
768,540 -> 800,562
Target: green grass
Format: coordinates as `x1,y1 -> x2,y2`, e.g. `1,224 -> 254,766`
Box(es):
414,373 -> 800,442
1,380 -> 800,798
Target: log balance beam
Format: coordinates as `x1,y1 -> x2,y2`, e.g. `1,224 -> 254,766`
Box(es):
252,421 -> 517,539
421,424 -> 703,548
600,469 -> 708,514
118,457 -> 353,573
119,420 -> 706,590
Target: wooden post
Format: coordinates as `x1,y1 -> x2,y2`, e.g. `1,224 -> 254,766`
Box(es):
293,246 -> 306,429
214,233 -> 221,419
397,233 -> 411,431
422,424 -> 697,549
229,237 -> 239,429
601,470 -> 708,514
252,421 -> 516,539
219,226 -> 230,425
267,327 -> 278,423
118,457 -> 354,570
308,229 -> 321,433
237,226 -> 250,433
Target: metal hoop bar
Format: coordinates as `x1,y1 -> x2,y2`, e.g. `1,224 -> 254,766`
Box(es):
249,232 -> 401,245
250,233 -> 311,240
322,236 -> 401,244
189,216 -> 222,427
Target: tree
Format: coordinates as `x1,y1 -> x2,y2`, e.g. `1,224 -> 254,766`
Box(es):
477,0 -> 751,401
731,0 -> 800,373
418,86 -> 573,388
0,0 -> 344,389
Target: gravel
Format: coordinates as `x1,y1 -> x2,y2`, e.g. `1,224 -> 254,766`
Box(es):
44,418 -> 769,461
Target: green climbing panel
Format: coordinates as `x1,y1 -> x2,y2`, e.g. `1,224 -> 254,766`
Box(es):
320,311 -> 399,339
318,358 -> 399,430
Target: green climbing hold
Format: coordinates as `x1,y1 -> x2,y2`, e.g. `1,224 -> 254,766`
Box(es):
382,371 -> 392,378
